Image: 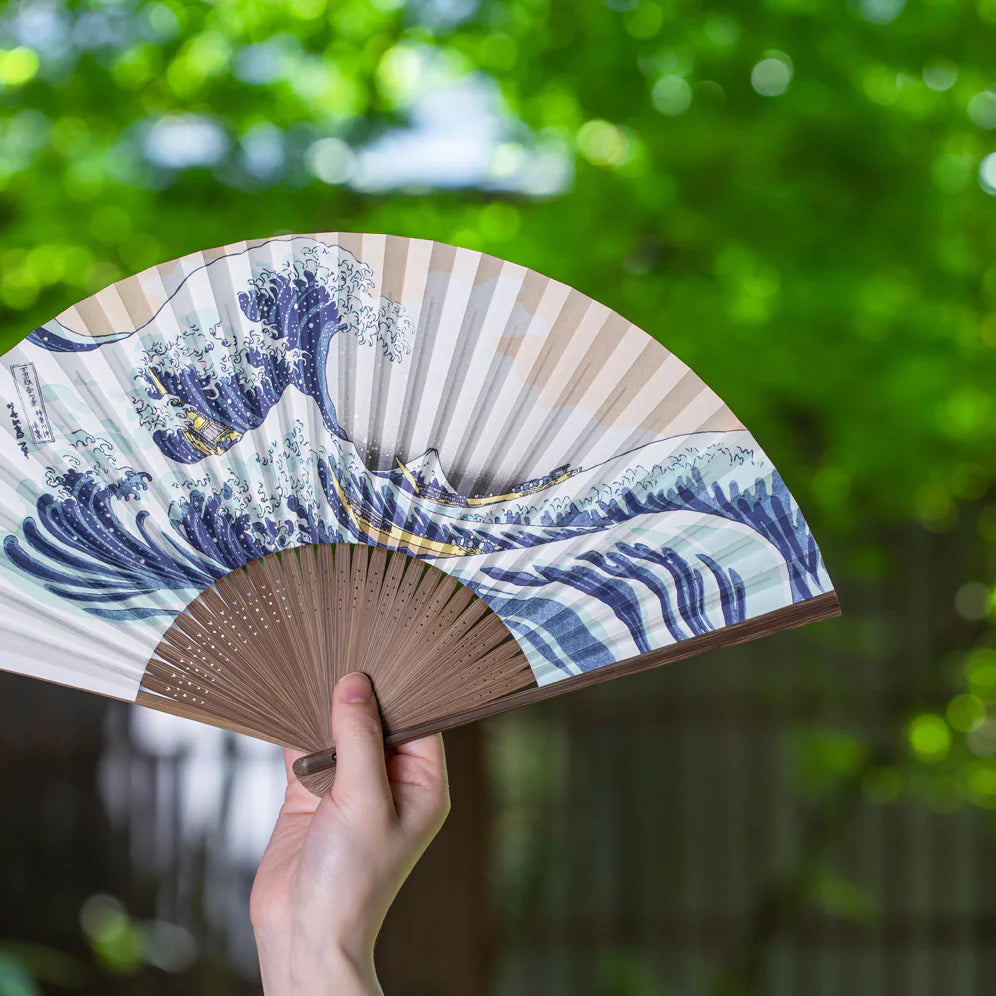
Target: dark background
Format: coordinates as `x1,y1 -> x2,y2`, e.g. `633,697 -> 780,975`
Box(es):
0,1 -> 994,993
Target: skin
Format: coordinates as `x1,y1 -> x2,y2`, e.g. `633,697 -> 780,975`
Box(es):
250,672 -> 451,995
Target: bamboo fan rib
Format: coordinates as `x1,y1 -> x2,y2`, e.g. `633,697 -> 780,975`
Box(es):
137,544 -> 534,795
0,233 -> 840,796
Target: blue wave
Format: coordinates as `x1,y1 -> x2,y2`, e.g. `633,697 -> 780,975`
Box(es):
144,265 -> 351,462
26,327 -> 106,352
464,539 -> 747,679
547,462 -> 822,602
2,468 -> 225,620
3,442 -> 819,633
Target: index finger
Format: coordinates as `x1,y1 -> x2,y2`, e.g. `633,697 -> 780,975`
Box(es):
279,745 -> 324,813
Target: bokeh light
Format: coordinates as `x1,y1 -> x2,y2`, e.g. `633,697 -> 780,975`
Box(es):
954,580 -> 994,620
751,52 -> 793,97
967,90 -> 996,129
0,46 -> 39,86
922,59 -> 958,92
143,115 -> 229,170
576,119 -> 631,167
979,151 -> 996,194
947,693 -> 986,733
908,713 -> 952,763
652,75 -> 692,116
304,137 -> 355,184
857,0 -> 906,25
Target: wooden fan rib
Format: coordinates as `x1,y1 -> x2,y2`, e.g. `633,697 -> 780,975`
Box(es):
136,543 -> 839,791
136,689 -> 303,748
188,576 -> 310,711
139,673 -> 303,746
297,544 -> 332,740
356,547 -> 410,673
368,561 -> 455,673
294,589 -> 841,784
149,561 -> 321,746
254,552 -> 327,732
146,617 -> 312,744
137,543 -> 535,759
332,542 -> 355,680
153,607 -> 290,713
329,602 -> 527,738
387,628 -> 528,723
344,540 -> 370,679
386,610 -> 517,707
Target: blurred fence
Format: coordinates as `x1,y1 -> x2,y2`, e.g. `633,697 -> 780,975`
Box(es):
1,516 -> 994,994
486,513 -> 996,995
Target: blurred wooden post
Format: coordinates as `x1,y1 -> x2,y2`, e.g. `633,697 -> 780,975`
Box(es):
376,723 -> 491,995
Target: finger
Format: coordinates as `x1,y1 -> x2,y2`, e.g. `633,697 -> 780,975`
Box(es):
392,731 -> 446,768
282,745 -> 305,783
387,733 -> 449,832
328,672 -> 395,818
280,746 -> 322,815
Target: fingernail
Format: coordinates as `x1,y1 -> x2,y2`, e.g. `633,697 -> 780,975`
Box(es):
339,672 -> 372,703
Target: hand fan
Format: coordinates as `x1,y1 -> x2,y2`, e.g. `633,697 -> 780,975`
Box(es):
0,234 -> 839,795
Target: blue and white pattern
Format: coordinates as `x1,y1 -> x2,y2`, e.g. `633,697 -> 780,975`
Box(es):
0,236 -> 832,694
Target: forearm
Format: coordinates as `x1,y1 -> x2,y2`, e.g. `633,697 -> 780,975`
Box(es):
255,929 -> 384,996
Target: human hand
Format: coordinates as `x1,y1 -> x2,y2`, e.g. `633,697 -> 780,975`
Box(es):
250,672 -> 450,995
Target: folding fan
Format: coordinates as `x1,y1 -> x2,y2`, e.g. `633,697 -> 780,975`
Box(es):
0,234 -> 839,794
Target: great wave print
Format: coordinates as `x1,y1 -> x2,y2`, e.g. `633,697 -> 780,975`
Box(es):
3,236 -> 831,688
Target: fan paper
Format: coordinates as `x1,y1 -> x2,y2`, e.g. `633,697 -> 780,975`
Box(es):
0,235 -> 833,702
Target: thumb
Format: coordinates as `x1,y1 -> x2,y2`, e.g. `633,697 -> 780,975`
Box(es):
328,672 -> 394,818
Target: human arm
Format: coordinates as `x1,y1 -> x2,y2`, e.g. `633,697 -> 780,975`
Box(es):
250,672 -> 450,995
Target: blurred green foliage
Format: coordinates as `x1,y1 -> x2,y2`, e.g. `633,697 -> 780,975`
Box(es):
0,895 -> 196,993
597,946 -> 676,995
1,0 -> 994,539
805,869 -> 878,923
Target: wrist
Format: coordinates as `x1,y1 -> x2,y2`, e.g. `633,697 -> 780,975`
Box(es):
293,941 -> 381,996
255,928 -> 382,996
